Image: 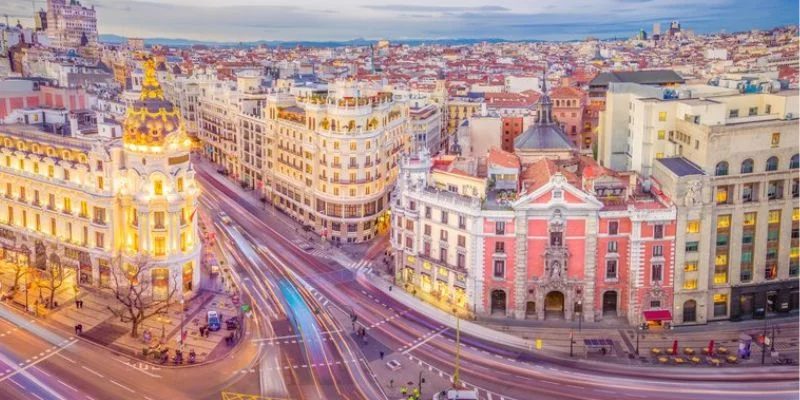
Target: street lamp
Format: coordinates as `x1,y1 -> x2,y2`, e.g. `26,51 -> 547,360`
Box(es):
577,300 -> 583,333
635,324 -> 642,356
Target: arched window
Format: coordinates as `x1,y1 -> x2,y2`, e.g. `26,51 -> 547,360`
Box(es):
790,154 -> 799,169
765,156 -> 778,172
683,299 -> 697,322
740,159 -> 753,174
715,161 -> 728,176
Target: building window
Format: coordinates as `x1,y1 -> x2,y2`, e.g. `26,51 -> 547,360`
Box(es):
495,242 -> 505,253
154,237 -> 166,256
657,130 -> 666,140
63,197 -> 72,213
495,221 -> 505,235
716,187 -> 728,204
714,161 -> 728,176
791,154 -> 799,169
607,241 -> 618,253
423,242 -> 431,257
97,176 -> 104,190
405,237 -> 413,249
95,232 -> 104,249
154,211 -> 165,229
743,212 -> 756,226
608,221 -> 618,235
440,211 -> 449,224
493,260 -> 505,278
740,159 -> 753,173
766,156 -> 779,172
424,224 -> 431,236
653,245 -> 663,257
683,279 -> 697,290
405,220 -> 414,231
686,220 -> 700,233
748,107 -> 758,116
457,253 -> 465,269
742,231 -> 754,245
768,210 -> 781,224
658,111 -> 667,121
458,215 -> 466,229
653,224 -> 664,239
440,247 -> 447,262
425,206 -> 431,219
457,235 -> 466,248
651,264 -> 663,282
684,261 -> 698,272
605,260 -> 618,280
728,109 -> 739,118
716,215 -> 731,229
177,177 -> 184,192
686,241 -> 699,252
440,230 -> 448,241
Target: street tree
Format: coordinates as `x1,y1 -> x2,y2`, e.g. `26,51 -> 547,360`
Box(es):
106,256 -> 178,338
37,252 -> 66,309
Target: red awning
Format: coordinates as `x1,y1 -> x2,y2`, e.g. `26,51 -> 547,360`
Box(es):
643,310 -> 672,321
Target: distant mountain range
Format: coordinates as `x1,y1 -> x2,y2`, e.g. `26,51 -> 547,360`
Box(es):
99,34 -> 533,48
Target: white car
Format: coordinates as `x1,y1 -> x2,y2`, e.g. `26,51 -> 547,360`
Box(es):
219,212 -> 232,225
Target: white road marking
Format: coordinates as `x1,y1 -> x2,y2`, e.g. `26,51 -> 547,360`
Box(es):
0,340 -> 78,384
57,379 -> 78,391
403,327 -> 448,354
56,354 -> 75,364
81,366 -> 103,378
110,380 -> 135,393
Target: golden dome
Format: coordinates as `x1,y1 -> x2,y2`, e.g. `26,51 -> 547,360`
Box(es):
123,58 -> 185,151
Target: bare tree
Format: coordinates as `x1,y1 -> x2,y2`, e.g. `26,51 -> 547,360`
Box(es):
106,255 -> 178,338
37,251 -> 66,309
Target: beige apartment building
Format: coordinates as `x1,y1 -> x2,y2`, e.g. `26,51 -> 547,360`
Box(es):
265,81 -> 408,242
607,85 -> 800,324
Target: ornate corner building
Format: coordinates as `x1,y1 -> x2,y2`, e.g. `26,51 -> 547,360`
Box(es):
0,59 -> 201,297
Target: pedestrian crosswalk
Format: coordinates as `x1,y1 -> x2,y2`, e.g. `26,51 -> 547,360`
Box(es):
346,259 -> 374,275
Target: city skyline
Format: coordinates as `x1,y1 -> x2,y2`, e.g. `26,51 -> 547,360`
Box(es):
0,0 -> 797,42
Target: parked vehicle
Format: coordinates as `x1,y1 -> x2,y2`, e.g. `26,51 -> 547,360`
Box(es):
207,310 -> 221,331
219,212 -> 231,225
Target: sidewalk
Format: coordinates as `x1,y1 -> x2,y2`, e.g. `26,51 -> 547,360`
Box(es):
0,263 -> 241,366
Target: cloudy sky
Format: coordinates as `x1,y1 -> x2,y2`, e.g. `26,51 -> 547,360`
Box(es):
2,0 -> 798,41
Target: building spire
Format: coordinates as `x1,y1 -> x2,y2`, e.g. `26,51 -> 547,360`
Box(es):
535,62 -> 554,125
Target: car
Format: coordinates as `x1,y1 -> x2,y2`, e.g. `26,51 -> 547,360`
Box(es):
207,311 -> 221,331
218,212 -> 232,225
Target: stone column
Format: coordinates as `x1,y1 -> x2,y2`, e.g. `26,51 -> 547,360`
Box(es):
583,215 -> 598,322
513,211 -> 528,319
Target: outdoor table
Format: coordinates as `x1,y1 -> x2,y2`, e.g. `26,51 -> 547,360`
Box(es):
666,348 -> 675,355
674,357 -> 686,364
718,347 -> 729,355
651,348 -> 661,355
709,358 -> 721,367
684,348 -> 695,355
690,356 -> 701,364
726,356 -> 737,364
658,356 -> 669,364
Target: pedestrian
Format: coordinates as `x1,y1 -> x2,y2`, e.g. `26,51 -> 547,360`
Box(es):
400,386 -> 407,396
389,379 -> 394,388
379,351 -> 384,360
74,324 -> 80,335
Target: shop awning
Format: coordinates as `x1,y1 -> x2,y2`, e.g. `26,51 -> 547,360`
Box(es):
643,310 -> 672,321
